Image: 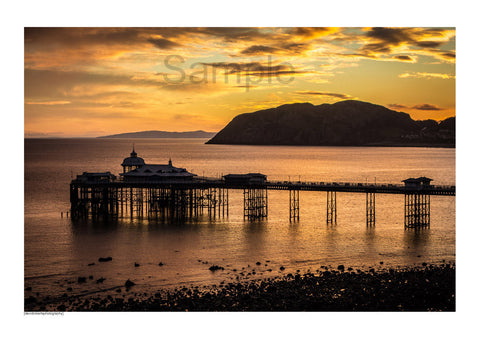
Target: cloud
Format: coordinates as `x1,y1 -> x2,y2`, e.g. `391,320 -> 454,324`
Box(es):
147,38 -> 182,50
160,82 -> 227,93
25,28 -> 189,69
24,67 -> 228,105
25,100 -> 71,105
415,41 -> 444,48
192,27 -> 268,42
336,27 -> 456,63
393,55 -> 414,62
290,27 -> 340,39
233,85 -> 259,89
240,45 -> 283,55
331,52 -> 417,63
411,49 -> 456,63
25,27 -> 455,78
25,27 -> 144,48
24,68 -> 149,98
200,61 -> 311,78
388,103 -> 446,111
439,51 -> 456,60
387,103 -> 409,110
365,27 -> 412,45
399,72 -> 455,80
412,104 -> 444,111
25,27 -> 323,72
238,42 -> 312,56
173,113 -> 201,120
294,91 -> 353,99
362,27 -> 454,53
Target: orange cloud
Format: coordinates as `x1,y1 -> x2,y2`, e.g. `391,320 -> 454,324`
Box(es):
25,100 -> 71,105
412,103 -> 445,111
399,72 -> 455,80
290,27 -> 341,40
294,91 -> 354,99
331,27 -> 455,63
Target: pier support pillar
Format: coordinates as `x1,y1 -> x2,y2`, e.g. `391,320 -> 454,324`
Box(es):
243,188 -> 268,220
366,191 -> 375,227
289,189 -> 299,222
129,187 -> 133,218
70,183 -> 79,218
218,188 -> 229,217
404,193 -> 430,228
169,188 -> 189,220
326,191 -> 337,224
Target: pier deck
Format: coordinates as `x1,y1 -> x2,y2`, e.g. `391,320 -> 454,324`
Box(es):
70,178 -> 455,195
70,177 -> 454,228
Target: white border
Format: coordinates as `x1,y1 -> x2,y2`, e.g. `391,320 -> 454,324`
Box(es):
2,0 -> 477,337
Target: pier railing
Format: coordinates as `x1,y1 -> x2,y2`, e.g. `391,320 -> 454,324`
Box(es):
264,181 -> 455,195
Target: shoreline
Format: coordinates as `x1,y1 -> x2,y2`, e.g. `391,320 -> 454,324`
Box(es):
24,138 -> 455,148
25,263 -> 455,312
204,141 -> 455,148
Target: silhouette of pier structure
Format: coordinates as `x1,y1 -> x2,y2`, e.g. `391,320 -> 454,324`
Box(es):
69,149 -> 455,228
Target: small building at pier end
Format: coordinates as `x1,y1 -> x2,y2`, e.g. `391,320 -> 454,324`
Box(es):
75,172 -> 116,183
402,177 -> 432,190
120,147 -> 196,182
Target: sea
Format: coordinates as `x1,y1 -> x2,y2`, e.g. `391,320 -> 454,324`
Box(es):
24,138 -> 455,301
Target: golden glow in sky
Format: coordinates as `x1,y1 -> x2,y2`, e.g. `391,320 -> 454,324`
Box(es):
24,27 -> 455,137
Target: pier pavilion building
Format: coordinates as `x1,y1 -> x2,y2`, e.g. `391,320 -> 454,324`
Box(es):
120,148 -> 196,182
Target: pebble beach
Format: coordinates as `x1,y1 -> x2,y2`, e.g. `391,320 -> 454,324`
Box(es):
24,263 -> 455,312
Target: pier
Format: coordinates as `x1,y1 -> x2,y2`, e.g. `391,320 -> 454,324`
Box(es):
69,149 -> 455,228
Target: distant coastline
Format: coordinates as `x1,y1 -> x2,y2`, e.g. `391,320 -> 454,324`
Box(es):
97,130 -> 216,139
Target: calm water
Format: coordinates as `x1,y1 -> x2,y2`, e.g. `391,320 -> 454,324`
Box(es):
24,138 -> 455,299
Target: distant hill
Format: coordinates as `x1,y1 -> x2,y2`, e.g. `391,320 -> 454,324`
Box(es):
98,130 -> 216,139
206,100 -> 455,147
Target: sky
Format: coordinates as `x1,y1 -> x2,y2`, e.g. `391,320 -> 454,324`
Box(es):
24,27 -> 455,138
